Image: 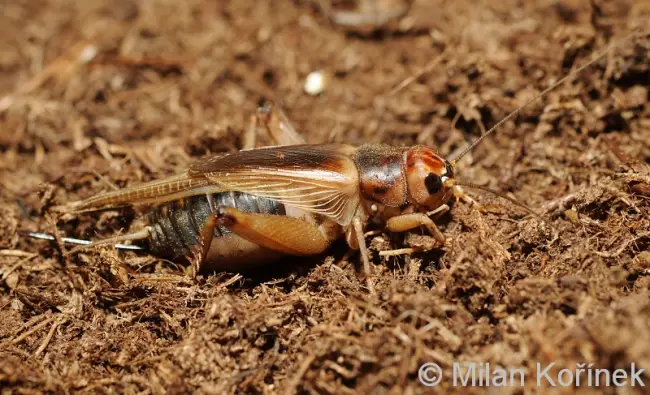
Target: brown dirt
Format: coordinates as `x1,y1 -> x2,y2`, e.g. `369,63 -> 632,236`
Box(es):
1,0 -> 649,394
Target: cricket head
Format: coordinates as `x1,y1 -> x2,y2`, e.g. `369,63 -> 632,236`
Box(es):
403,146 -> 455,210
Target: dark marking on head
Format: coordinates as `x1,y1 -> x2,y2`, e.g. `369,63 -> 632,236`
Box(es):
373,186 -> 388,195
444,161 -> 454,178
425,173 -> 442,194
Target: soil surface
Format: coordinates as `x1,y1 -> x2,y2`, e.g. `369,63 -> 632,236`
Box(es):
1,0 -> 649,394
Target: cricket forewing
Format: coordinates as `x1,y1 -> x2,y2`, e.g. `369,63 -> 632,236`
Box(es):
188,144 -> 362,225
73,144 -> 363,226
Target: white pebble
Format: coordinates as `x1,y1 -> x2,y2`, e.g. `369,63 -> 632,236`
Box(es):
78,44 -> 98,63
304,70 -> 327,96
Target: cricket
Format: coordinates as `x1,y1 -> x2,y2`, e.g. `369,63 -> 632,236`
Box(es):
26,30 -> 641,292
4,1 -> 650,392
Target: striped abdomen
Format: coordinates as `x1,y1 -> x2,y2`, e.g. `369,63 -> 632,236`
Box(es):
146,192 -> 285,263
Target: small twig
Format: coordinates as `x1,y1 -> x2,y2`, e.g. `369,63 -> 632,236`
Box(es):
45,213 -> 68,264
78,378 -> 121,392
1,314 -> 47,341
542,191 -> 582,214
284,352 -> 317,395
33,317 -> 65,358
91,54 -> 190,73
592,232 -> 650,258
44,213 -> 85,291
129,354 -> 168,367
2,316 -> 55,347
379,247 -> 422,256
220,273 -> 243,288
0,250 -> 37,258
1,254 -> 38,281
603,135 -> 645,173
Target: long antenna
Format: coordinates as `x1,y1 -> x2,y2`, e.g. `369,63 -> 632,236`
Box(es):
451,29 -> 641,164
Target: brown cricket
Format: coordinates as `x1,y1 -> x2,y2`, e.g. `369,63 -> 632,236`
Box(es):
26,32 -> 638,289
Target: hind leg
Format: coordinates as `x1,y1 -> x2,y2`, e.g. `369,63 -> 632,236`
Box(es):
213,206 -> 334,256
242,103 -> 306,149
186,212 -> 218,277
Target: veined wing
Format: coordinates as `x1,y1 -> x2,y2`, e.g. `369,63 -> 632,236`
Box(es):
71,171 -> 221,212
189,144 -> 361,225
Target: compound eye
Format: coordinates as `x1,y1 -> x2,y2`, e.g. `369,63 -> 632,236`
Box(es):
424,173 -> 442,195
